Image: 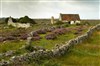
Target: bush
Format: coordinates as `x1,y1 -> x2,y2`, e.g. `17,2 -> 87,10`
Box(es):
46,28 -> 52,32
20,34 -> 28,40
47,27 -> 56,32
32,32 -> 39,37
18,16 -> 36,24
32,36 -> 42,41
52,28 -> 67,35
5,36 -> 17,40
77,28 -> 83,32
45,33 -> 57,40
25,44 -> 34,52
36,29 -> 47,34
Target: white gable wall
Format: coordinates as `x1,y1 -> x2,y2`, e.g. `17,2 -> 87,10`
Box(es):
60,20 -> 80,24
70,21 -> 75,24
8,21 -> 30,28
17,23 -> 30,28
75,20 -> 81,24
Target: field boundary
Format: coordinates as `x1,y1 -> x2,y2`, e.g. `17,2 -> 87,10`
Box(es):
0,23 -> 100,65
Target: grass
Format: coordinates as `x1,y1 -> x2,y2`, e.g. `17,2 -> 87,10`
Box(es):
31,33 -> 76,50
21,30 -> 100,66
81,20 -> 100,26
31,25 -> 89,50
0,40 -> 26,53
0,24 -> 90,61
8,27 -> 100,66
47,30 -> 100,66
0,21 -> 99,65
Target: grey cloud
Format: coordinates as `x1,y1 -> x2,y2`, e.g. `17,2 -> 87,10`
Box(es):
2,0 -> 99,1
1,0 -> 100,19
0,1 -> 2,17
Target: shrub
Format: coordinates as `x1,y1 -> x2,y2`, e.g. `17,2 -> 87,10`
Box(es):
9,28 -> 27,37
47,27 -> 56,32
32,32 -> 39,37
32,36 -> 42,41
52,28 -> 67,35
20,34 -> 28,40
18,16 -> 36,24
45,33 -> 57,40
25,44 -> 34,52
5,36 -> 17,40
36,29 -> 47,34
77,28 -> 83,32
46,28 -> 52,32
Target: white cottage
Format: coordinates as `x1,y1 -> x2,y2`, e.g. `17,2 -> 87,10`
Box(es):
59,13 -> 81,24
8,16 -> 30,28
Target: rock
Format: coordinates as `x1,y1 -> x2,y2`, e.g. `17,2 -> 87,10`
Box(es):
5,50 -> 14,57
0,60 -> 10,66
26,37 -> 32,45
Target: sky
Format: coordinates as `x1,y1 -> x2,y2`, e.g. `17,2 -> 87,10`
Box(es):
0,0 -> 100,19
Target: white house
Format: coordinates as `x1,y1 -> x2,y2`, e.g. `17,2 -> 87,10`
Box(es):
8,16 -> 30,28
59,13 -> 81,24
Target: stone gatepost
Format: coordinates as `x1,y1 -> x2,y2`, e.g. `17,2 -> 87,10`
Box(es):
51,16 -> 54,24
26,37 -> 32,45
8,16 -> 13,25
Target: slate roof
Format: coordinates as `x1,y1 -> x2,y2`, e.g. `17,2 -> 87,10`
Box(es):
60,14 -> 80,21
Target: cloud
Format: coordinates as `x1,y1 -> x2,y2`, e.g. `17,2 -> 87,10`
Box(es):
2,0 -> 99,1
1,0 -> 100,19
0,2 -> 2,17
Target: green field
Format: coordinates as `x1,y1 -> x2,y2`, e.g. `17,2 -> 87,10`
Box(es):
0,24 -> 88,61
0,24 -> 88,53
52,30 -> 100,66
0,20 -> 100,66
21,30 -> 100,66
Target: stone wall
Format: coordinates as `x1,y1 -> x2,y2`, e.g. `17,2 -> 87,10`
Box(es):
0,24 -> 100,66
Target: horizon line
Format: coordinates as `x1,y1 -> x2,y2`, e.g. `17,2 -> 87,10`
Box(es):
0,16 -> 100,20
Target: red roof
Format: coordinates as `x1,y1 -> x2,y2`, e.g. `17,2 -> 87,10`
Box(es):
60,14 -> 80,21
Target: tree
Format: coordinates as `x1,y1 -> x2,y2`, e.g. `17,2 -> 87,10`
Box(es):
18,16 -> 36,24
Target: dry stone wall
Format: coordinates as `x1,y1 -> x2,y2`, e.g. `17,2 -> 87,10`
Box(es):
0,24 -> 100,66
